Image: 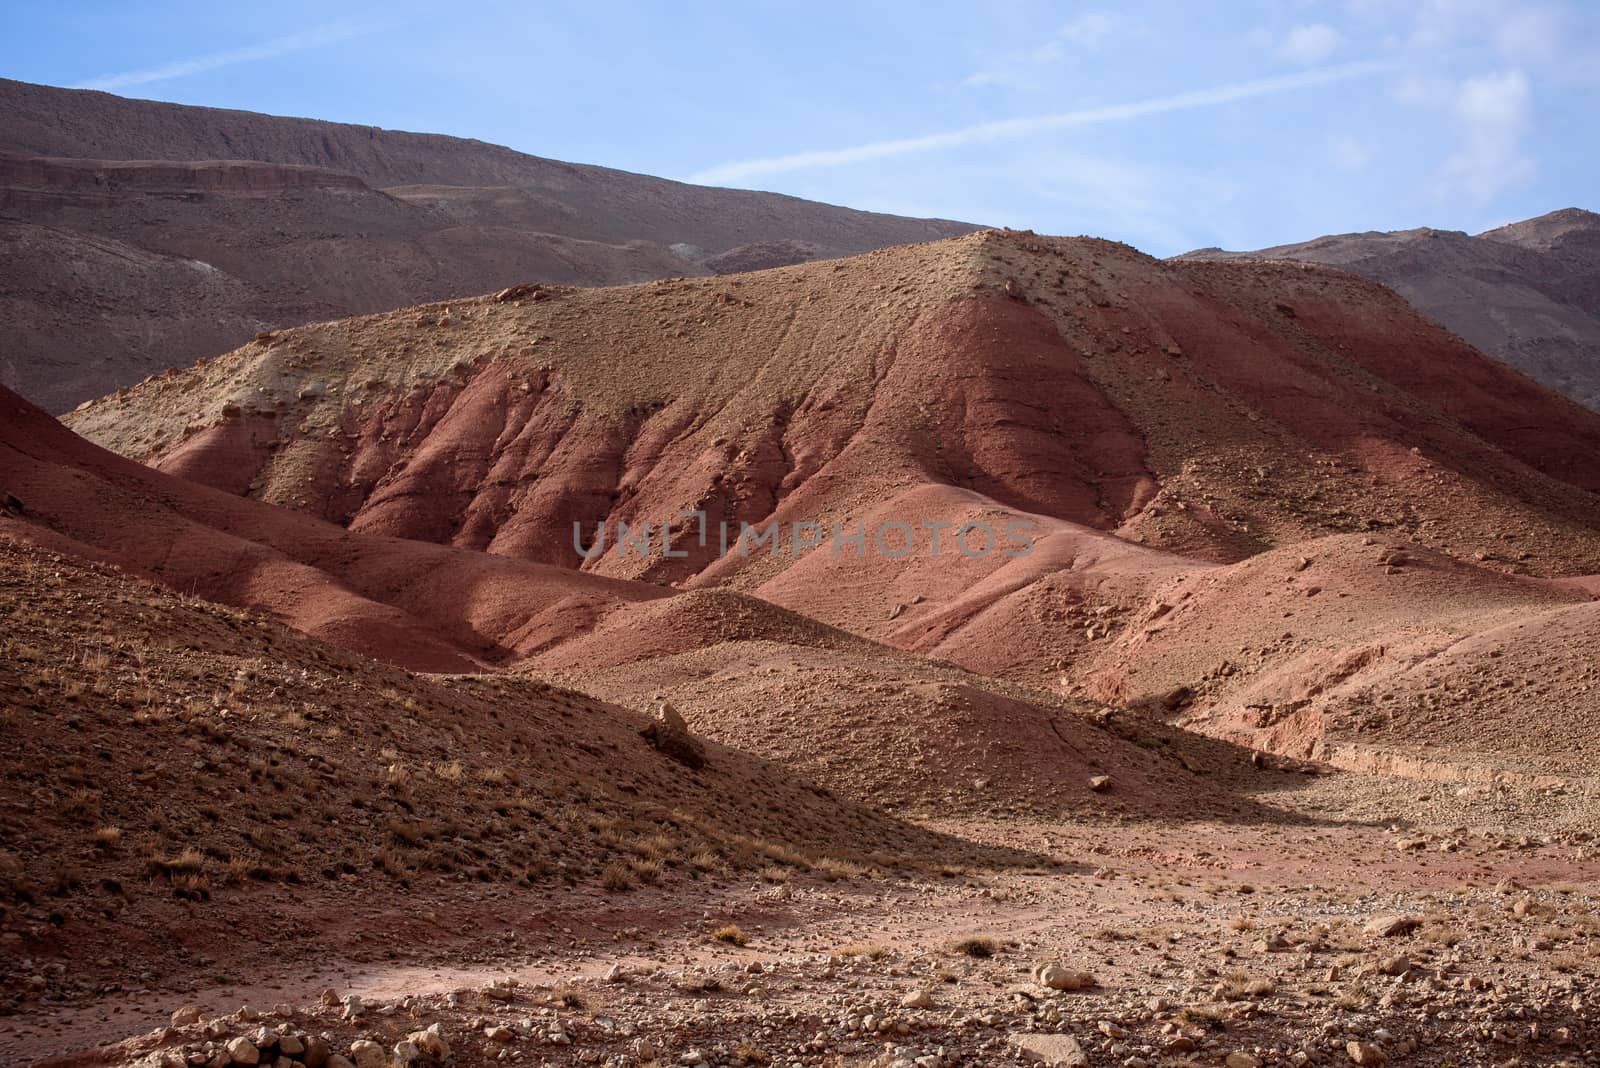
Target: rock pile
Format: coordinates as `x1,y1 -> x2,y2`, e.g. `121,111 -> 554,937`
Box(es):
137,1017 -> 449,1068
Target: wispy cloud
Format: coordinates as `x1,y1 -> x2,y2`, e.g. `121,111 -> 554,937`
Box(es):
1278,24 -> 1343,65
75,17 -> 383,91
959,11 -> 1128,91
691,60 -> 1398,186
1057,11 -> 1118,48
1438,68 -> 1535,202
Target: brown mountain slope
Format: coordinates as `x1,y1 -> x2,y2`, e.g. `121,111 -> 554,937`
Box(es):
0,77 -> 977,412
69,229 -> 1600,591
0,385 -> 668,672
1069,533 -> 1599,782
0,535 -> 1049,1008
1180,208 -> 1600,413
58,229 -> 1600,787
4,384 -> 1232,820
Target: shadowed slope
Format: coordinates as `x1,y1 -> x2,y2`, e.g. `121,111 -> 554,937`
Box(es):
0,386 -> 664,671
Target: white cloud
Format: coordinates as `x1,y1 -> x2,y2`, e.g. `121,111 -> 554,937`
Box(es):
1058,12 -> 1117,48
693,60 -> 1398,186
959,11 -> 1121,91
1438,69 -> 1535,202
1408,0 -> 1567,62
1279,24 -> 1344,65
76,18 -> 382,91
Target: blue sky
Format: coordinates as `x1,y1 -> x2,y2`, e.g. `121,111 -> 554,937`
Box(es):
4,1 -> 1596,256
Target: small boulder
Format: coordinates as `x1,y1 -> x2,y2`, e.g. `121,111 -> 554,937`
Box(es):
408,1026 -> 449,1060
1363,914 -> 1419,938
301,1036 -> 330,1068
224,1038 -> 260,1067
170,1005 -> 202,1027
348,1040 -> 385,1068
641,699 -> 706,769
1088,775 -> 1113,793
1035,963 -> 1097,991
1009,1033 -> 1089,1067
1347,1041 -> 1387,1065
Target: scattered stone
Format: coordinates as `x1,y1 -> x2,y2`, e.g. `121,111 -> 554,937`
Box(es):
224,1038 -> 260,1067
407,1025 -> 448,1060
1347,1040 -> 1387,1065
347,1040 -> 385,1068
641,698 -> 707,769
1089,775 -> 1113,792
1035,963 -> 1097,991
1363,914 -> 1419,938
301,1036 -> 330,1068
1009,1032 -> 1089,1067
171,1005 -> 202,1027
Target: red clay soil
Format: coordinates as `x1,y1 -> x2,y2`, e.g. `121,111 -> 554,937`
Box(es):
0,386 -> 664,672
51,230 -> 1600,780
69,232 -> 1600,595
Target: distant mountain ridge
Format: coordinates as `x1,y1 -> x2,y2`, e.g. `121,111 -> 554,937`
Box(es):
1179,208 -> 1600,413
0,77 -> 978,411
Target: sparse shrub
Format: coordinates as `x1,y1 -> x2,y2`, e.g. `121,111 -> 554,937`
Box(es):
950,936 -> 999,959
833,942 -> 887,960
713,924 -> 750,946
602,862 -> 633,893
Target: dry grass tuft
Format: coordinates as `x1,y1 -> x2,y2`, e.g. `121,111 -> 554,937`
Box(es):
712,924 -> 750,946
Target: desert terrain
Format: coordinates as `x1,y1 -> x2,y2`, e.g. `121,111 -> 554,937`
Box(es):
1,219 -> 1596,1068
